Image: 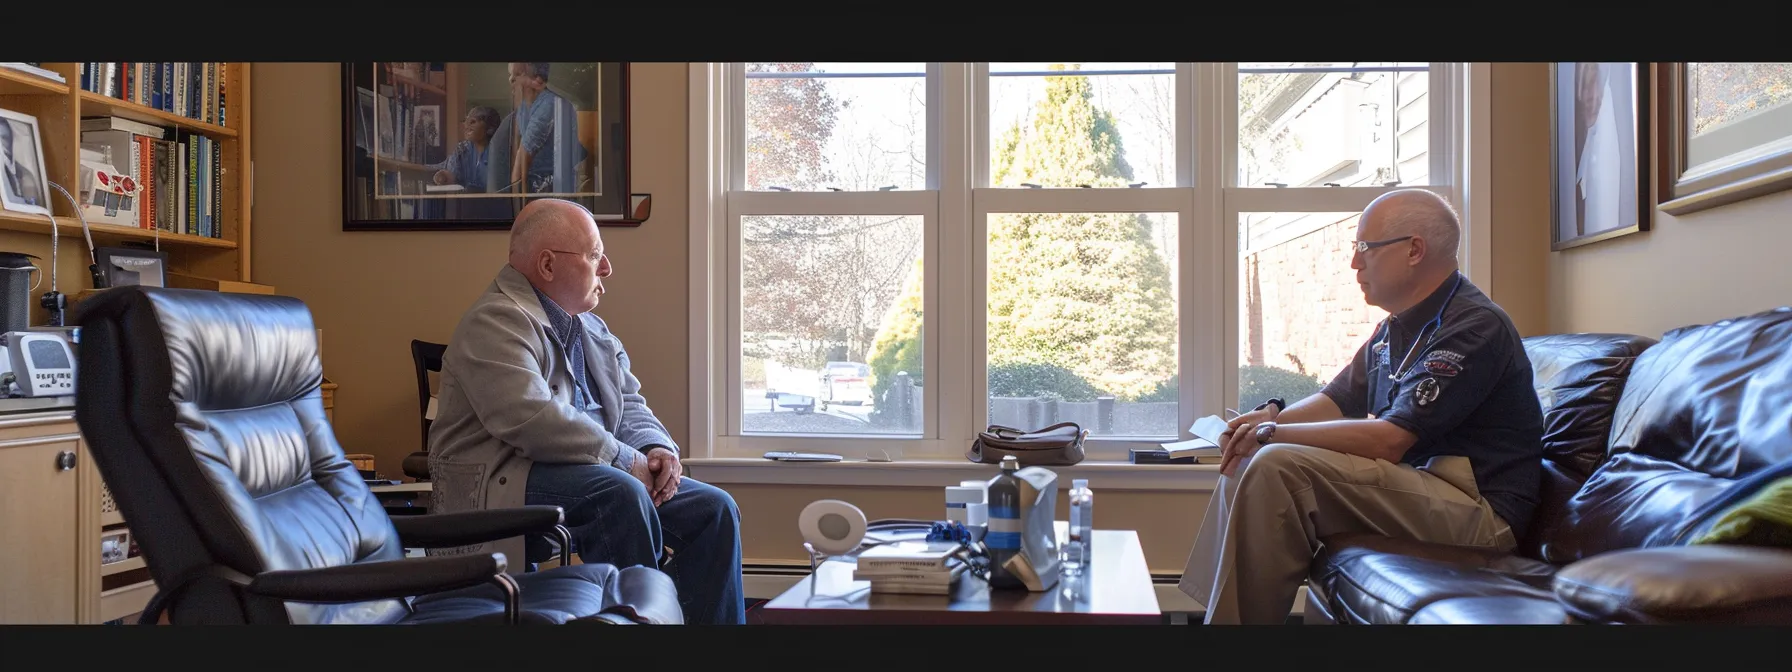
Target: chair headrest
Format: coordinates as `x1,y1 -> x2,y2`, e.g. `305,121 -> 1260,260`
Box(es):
77,286 -> 323,411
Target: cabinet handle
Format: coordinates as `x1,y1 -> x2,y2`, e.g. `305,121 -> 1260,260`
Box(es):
56,450 -> 76,471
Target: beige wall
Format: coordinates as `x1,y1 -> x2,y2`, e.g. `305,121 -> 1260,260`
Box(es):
250,62 -> 1563,569
1546,166 -> 1792,335
250,62 -> 690,475
1489,64 -> 1553,336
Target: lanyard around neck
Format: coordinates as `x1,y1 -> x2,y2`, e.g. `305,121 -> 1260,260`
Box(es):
1382,272 -> 1464,381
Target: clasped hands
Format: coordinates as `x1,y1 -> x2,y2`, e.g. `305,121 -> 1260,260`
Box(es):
629,446 -> 683,506
1218,406 -> 1280,477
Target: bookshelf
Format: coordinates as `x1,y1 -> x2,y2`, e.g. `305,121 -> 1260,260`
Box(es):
0,62 -> 253,324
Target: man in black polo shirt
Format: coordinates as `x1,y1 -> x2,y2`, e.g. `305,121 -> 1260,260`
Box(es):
1178,188 -> 1543,625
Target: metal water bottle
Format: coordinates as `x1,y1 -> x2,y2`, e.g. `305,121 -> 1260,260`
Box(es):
985,455 -> 1024,589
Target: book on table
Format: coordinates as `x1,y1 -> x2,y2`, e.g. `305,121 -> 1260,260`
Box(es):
853,540 -> 966,595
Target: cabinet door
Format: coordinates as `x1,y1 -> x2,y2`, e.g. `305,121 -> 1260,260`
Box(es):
0,435 -> 81,624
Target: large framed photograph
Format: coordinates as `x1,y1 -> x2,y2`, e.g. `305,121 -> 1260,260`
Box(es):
340,62 -> 651,231
0,107 -> 52,217
1551,62 -> 1652,251
1658,62 -> 1792,216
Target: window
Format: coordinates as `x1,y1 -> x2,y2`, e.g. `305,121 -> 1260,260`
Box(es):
691,62 -> 1478,463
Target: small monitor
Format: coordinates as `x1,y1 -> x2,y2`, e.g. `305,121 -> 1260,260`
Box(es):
93,247 -> 168,288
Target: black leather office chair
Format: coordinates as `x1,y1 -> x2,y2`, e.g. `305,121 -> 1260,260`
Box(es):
72,286 -> 682,624
403,339 -> 445,481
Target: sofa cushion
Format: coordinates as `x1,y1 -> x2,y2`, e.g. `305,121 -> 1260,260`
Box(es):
1540,306 -> 1792,563
1552,546 -> 1792,624
1521,333 -> 1657,478
1311,533 -> 1557,624
1409,595 -> 1570,624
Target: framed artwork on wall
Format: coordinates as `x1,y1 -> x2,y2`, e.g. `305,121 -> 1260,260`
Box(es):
1657,62 -> 1792,216
1551,62 -> 1652,251
0,107 -> 52,217
339,62 -> 651,231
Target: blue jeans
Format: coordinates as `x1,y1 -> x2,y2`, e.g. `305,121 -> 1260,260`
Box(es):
524,462 -> 745,625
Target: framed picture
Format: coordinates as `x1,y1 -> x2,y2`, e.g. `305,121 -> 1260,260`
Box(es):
0,107 -> 52,217
339,62 -> 652,231
1657,62 -> 1792,216
1551,62 -> 1652,251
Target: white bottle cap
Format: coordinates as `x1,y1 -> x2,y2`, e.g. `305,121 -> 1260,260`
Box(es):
1073,479 -> 1089,489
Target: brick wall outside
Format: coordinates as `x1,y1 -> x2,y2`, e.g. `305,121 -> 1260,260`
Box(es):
1244,214 -> 1388,383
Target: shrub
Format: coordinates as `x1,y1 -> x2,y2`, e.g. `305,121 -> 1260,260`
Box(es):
987,361 -> 1105,402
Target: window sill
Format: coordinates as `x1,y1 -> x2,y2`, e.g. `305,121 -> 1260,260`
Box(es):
684,457 -> 1219,492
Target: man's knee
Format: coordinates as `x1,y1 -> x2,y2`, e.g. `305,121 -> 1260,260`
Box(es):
686,480 -> 741,526
1223,443 -> 1331,496
1243,443 -> 1328,476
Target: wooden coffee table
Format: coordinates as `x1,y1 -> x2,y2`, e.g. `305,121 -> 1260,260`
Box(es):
753,523 -> 1161,625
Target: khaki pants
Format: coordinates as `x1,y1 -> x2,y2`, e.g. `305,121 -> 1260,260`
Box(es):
1178,443 -> 1516,625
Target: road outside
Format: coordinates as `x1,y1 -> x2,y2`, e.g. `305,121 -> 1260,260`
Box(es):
742,359 -> 888,434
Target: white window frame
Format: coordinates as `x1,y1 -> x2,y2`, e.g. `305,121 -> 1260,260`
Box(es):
688,62 -> 1491,477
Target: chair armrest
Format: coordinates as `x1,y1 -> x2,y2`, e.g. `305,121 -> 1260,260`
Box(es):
248,553 -> 506,603
1553,545 -> 1792,624
389,505 -> 566,550
141,554 -> 523,625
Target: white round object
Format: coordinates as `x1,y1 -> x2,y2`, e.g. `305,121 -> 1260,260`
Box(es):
798,499 -> 867,556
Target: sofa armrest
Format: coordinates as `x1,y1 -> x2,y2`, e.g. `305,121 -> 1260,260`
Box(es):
1553,546 -> 1792,624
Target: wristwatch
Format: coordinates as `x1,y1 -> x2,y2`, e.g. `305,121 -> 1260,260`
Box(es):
1254,397 -> 1286,414
1254,421 -> 1277,445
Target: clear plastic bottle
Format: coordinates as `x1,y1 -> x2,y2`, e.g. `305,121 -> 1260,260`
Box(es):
1063,478 -> 1093,577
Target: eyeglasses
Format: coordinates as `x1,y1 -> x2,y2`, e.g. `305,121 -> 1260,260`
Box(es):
547,249 -> 606,266
1352,235 -> 1413,254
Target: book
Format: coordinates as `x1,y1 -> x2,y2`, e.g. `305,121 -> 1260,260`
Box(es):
858,562 -> 967,595
1157,414 -> 1233,462
855,540 -> 960,573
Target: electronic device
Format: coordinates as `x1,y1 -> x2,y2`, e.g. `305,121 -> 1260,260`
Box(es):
945,481 -> 988,543
3,330 -> 76,397
93,246 -> 168,288
763,451 -> 844,463
797,499 -> 868,556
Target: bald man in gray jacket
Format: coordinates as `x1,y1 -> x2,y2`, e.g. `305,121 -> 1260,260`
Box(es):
428,198 -> 743,625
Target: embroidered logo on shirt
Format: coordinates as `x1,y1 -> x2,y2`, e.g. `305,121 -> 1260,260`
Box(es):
1415,377 -> 1441,407
1422,350 -> 1465,377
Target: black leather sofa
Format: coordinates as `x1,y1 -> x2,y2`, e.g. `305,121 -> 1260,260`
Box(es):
1305,305 -> 1792,624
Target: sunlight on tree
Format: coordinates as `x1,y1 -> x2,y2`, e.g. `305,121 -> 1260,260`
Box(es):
871,64 -> 1177,401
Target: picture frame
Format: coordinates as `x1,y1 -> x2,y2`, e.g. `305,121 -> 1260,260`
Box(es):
1550,62 -> 1652,251
339,62 -> 651,231
0,107 -> 53,217
1657,62 -> 1792,216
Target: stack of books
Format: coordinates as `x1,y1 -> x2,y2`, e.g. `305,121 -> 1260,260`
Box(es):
853,540 -> 967,595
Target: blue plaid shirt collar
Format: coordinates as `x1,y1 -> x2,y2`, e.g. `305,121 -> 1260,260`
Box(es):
533,287 -> 581,347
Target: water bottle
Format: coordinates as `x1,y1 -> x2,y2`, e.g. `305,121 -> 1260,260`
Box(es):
985,456 -> 1024,589
1063,479 -> 1093,577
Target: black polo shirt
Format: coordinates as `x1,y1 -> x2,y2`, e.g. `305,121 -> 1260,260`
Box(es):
1319,272 -> 1544,541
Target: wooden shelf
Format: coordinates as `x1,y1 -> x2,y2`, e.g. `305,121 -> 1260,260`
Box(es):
390,72 -> 446,95
99,579 -> 156,623
77,90 -> 237,138
0,211 -> 237,250
0,68 -> 68,95
100,556 -> 146,577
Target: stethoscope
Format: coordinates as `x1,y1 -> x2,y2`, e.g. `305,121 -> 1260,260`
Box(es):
1370,271 -> 1465,384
